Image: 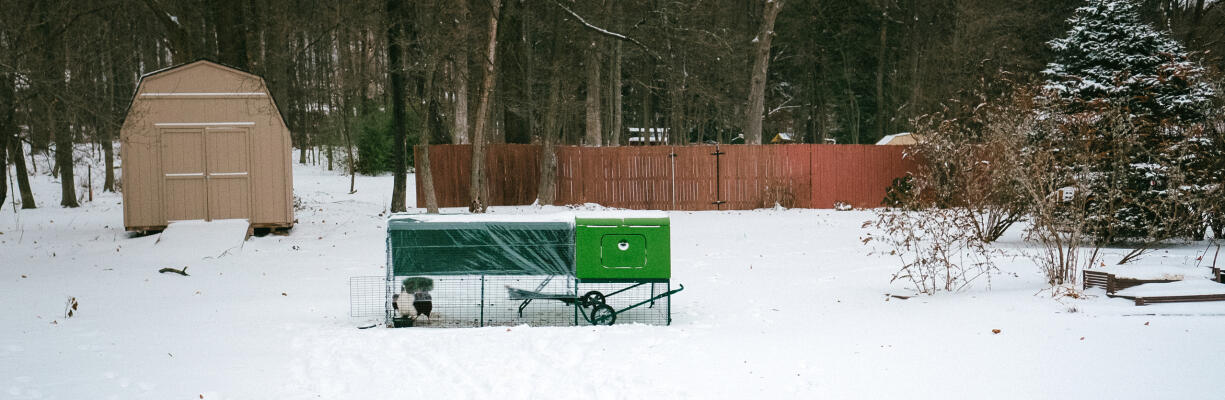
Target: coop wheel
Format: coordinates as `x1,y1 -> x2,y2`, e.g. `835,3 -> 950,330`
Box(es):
582,291 -> 606,307
590,304 -> 617,326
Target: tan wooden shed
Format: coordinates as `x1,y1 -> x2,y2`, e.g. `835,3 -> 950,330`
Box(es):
120,60 -> 294,232
875,132 -> 922,146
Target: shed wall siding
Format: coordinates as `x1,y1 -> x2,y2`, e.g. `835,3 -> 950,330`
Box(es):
120,61 -> 293,230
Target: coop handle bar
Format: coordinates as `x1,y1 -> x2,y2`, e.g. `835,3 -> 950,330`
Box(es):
591,284 -> 685,325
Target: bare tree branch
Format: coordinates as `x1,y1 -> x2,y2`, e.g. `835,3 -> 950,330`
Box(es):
552,0 -> 659,61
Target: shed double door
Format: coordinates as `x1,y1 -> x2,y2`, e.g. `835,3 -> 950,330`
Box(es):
161,127 -> 252,222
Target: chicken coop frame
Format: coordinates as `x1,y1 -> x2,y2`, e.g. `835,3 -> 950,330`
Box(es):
383,213 -> 682,328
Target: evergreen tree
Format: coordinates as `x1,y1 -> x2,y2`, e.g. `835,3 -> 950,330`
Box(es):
1043,0 -> 1213,120
1042,0 -> 1216,242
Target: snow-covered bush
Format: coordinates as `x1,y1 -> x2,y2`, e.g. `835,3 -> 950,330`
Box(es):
1043,0 -> 1213,119
1204,108 -> 1225,239
1042,0 -> 1217,244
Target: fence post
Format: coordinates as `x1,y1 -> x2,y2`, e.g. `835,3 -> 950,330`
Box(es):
480,274 -> 485,327
711,144 -> 725,210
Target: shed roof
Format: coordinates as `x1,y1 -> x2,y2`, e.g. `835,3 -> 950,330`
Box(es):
122,59 -> 288,131
140,59 -> 260,81
875,132 -> 922,145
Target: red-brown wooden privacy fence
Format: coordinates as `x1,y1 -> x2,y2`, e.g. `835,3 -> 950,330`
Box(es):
414,144 -> 917,210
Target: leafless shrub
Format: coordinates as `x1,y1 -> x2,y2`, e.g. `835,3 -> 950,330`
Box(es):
866,80 -> 1029,294
905,93 -> 1029,243
762,181 -> 796,208
1200,108 -> 1225,239
866,208 -> 999,294
996,93 -> 1102,286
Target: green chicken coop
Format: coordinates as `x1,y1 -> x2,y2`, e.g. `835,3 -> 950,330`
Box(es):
385,212 -> 682,328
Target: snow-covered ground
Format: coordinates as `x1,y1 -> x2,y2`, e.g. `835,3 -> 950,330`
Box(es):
3,154 -> 1224,399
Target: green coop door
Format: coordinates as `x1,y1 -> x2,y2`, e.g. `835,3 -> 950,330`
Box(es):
601,234 -> 647,269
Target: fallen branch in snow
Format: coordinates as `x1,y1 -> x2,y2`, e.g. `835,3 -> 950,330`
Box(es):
158,266 -> 190,276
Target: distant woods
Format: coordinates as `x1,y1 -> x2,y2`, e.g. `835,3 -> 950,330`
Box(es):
1,0 -> 1222,209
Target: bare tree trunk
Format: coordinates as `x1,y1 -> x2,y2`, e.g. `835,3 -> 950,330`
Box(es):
605,0 -> 622,146
141,0 -> 196,63
743,0 -> 784,145
490,78 -> 506,144
909,2 -> 922,118
669,81 -> 684,145
28,144 -> 37,174
608,40 -> 622,146
104,40 -> 124,193
214,0 -> 249,69
521,4 -> 537,144
102,129 -> 115,192
584,41 -> 602,146
298,111 -> 307,164
53,60 -> 77,207
839,46 -> 860,144
537,56 -> 562,205
0,115 -> 7,211
11,139 -> 34,208
469,0 -> 503,213
874,1 -> 888,143
35,2 -> 76,208
357,31 -> 372,114
418,69 -> 440,213
452,0 -> 471,145
386,0 -> 409,212
341,103 -> 357,194
453,58 -> 470,144
0,69 -> 12,209
1185,0 -> 1206,45
641,80 -> 653,144
338,27 -> 359,194
55,118 -> 78,208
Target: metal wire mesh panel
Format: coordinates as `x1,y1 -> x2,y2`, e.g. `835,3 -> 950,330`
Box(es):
488,276 -> 578,327
387,275 -> 674,328
349,276 -> 386,318
411,276 -> 484,328
390,275 -> 577,328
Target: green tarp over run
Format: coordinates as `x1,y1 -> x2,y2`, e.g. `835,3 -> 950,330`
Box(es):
387,214 -> 576,276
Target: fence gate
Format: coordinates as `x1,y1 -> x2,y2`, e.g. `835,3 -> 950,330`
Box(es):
710,145 -> 725,210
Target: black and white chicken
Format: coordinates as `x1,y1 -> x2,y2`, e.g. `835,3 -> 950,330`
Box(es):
394,289 -> 432,322
412,291 -> 432,320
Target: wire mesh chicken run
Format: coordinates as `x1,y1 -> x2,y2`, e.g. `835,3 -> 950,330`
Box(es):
379,213 -> 681,328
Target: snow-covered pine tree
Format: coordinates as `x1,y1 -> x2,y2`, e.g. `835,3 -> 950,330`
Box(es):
1042,0 -> 1216,243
